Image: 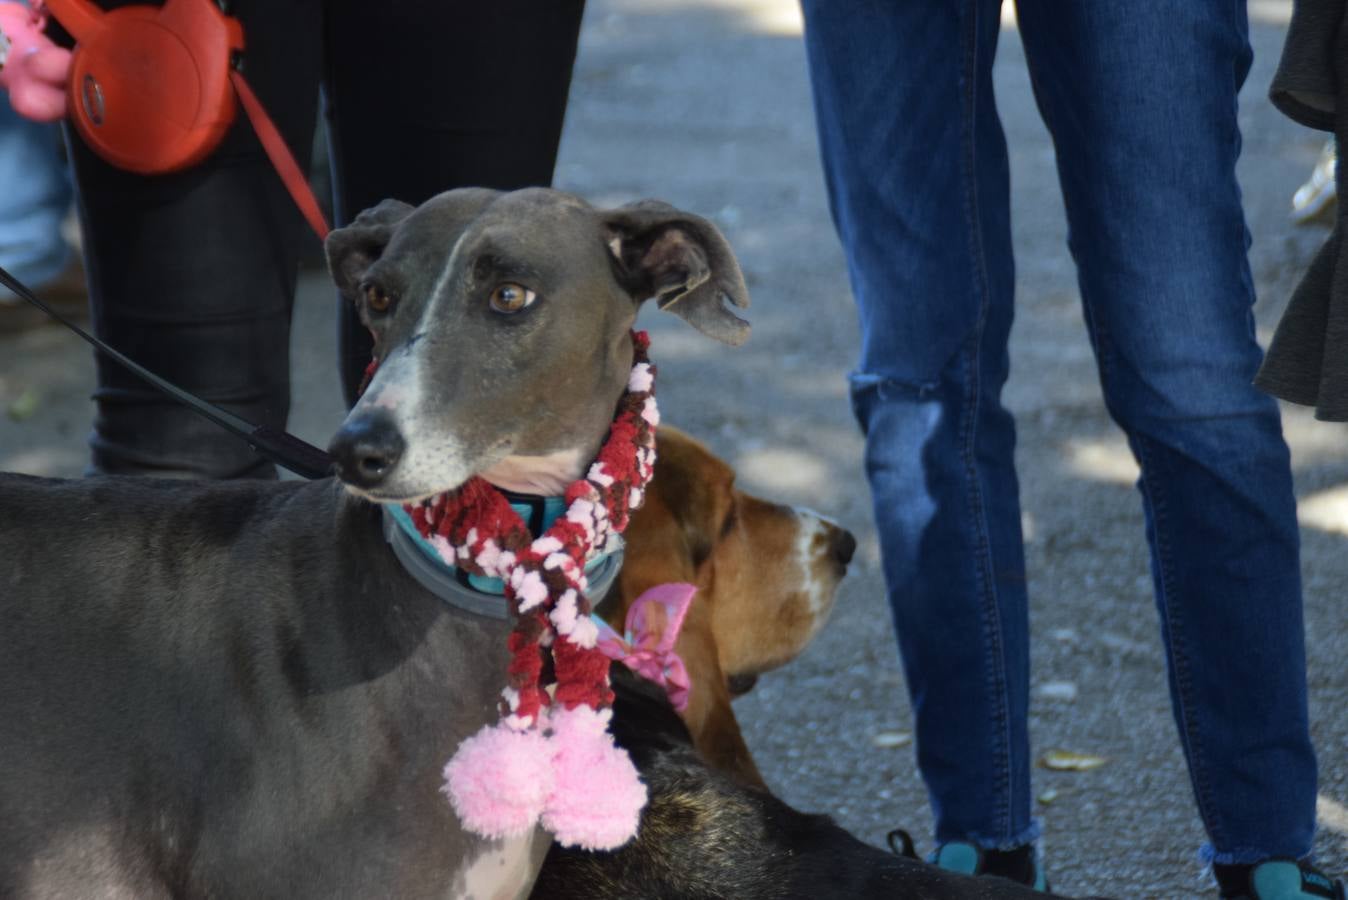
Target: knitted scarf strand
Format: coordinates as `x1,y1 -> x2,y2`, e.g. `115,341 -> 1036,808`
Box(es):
401,331 -> 658,850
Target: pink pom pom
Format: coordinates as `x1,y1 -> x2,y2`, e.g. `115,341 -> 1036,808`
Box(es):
542,707 -> 647,850
442,724 -> 554,840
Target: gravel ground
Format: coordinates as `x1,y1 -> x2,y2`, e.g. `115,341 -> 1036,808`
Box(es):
0,2 -> 1343,898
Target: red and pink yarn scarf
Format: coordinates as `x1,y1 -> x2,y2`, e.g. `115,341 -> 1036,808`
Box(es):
398,331 -> 660,850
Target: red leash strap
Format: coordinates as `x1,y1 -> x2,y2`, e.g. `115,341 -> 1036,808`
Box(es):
229,69 -> 331,242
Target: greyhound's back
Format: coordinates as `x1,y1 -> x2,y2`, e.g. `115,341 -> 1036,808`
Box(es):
0,473 -> 542,898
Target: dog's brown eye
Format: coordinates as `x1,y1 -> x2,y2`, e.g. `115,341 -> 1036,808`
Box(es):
490,282 -> 536,314
363,284 -> 394,314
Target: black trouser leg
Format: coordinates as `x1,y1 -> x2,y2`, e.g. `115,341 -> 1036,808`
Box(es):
324,0 -> 586,404
69,0 -> 323,478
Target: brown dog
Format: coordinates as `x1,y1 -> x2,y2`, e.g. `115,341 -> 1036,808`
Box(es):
608,426 -> 856,788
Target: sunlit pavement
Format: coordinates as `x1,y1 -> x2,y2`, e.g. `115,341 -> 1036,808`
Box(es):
1,2 -> 1343,896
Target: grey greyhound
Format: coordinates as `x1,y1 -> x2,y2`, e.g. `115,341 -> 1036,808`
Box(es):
0,188 -> 1111,900
0,188 -> 750,899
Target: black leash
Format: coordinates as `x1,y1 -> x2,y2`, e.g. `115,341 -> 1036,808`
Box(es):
0,263 -> 334,480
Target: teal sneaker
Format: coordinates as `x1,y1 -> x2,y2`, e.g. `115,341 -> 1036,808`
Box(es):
1217,859 -> 1345,900
887,829 -> 1051,892
932,840 -> 1051,893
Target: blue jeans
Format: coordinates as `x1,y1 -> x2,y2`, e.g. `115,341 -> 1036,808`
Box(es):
0,98 -> 71,286
801,0 -> 1316,864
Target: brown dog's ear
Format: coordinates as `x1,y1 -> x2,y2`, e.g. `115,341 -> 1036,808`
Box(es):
325,199 -> 416,302
675,624 -> 769,789
603,200 -> 751,346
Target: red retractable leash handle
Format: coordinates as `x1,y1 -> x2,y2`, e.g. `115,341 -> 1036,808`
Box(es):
36,0 -> 329,240
0,0 -> 335,474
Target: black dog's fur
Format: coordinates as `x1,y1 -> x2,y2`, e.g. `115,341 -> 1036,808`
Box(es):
539,669 -> 1114,900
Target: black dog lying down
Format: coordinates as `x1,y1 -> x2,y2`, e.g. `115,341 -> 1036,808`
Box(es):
539,668 -> 1115,900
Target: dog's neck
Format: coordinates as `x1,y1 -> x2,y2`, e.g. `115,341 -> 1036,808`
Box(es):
381,497 -> 624,619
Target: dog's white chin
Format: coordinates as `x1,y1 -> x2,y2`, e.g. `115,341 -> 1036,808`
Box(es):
481,448 -> 587,496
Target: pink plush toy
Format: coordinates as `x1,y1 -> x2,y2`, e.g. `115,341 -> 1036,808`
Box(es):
0,2 -> 70,121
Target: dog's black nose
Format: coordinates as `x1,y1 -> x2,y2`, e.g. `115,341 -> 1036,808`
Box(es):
328,413 -> 406,489
727,673 -> 759,697
831,527 -> 857,566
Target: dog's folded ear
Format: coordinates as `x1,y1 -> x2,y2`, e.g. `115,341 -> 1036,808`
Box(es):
604,201 -> 751,346
325,199 -> 416,302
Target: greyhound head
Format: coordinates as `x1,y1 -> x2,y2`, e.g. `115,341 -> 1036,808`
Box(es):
325,188 -> 750,503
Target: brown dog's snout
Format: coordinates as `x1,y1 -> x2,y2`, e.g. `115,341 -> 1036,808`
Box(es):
328,412 -> 406,490
830,525 -> 857,567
